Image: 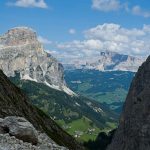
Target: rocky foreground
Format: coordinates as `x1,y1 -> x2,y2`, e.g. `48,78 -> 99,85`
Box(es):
0,116 -> 67,150
0,69 -> 84,150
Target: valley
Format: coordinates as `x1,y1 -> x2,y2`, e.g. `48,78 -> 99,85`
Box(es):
65,69 -> 135,113
10,73 -> 118,142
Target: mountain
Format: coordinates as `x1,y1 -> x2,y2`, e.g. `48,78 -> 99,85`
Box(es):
0,27 -> 74,95
0,70 -> 84,150
107,56 -> 150,150
0,27 -> 118,142
64,51 -> 144,72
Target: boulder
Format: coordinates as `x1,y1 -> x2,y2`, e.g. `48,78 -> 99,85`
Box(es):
1,116 -> 38,145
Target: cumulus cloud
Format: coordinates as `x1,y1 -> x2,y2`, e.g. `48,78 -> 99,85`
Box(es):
57,40 -> 103,51
38,36 -> 52,44
69,29 -> 76,34
7,0 -> 48,8
91,0 -> 150,19
132,5 -> 150,18
54,24 -> 150,62
92,0 -> 121,12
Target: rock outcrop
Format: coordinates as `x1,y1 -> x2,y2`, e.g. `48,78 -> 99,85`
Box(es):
107,55 -> 150,150
0,116 -> 38,145
0,69 -> 84,150
0,27 -> 74,95
0,117 -> 68,150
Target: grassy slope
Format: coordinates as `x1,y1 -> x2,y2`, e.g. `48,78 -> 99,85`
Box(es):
0,70 -> 84,150
10,74 -> 118,142
57,117 -> 117,142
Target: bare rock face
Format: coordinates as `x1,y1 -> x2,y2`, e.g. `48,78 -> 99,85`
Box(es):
85,51 -> 144,72
66,51 -> 144,72
0,27 -> 74,94
107,56 -> 150,150
0,116 -> 68,150
1,116 -> 38,145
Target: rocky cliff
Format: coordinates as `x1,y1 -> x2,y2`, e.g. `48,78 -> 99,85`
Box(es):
107,55 -> 150,150
0,69 -> 84,150
0,27 -> 74,95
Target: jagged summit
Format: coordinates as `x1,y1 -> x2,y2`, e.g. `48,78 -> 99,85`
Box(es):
107,55 -> 150,150
10,26 -> 35,31
7,26 -> 36,34
87,50 -> 144,72
64,50 -> 144,72
1,27 -> 38,47
0,27 -> 75,95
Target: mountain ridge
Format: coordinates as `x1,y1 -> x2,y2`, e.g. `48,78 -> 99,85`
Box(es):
64,51 -> 145,72
0,27 -> 75,95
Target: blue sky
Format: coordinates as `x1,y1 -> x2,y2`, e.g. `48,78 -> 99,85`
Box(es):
0,0 -> 150,62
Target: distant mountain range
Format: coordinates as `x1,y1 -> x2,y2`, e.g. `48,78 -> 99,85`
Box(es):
64,51 -> 145,72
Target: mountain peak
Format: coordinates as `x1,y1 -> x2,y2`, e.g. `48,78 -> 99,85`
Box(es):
1,26 -> 37,47
9,26 -> 35,31
64,50 -> 144,72
0,27 -> 75,95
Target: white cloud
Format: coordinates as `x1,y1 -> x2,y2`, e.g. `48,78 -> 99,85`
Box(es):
132,5 -> 150,18
38,36 -> 52,44
7,0 -> 48,8
92,0 -> 121,12
53,24 -> 150,63
91,0 -> 150,19
85,24 -> 150,55
69,29 -> 76,34
57,39 -> 103,51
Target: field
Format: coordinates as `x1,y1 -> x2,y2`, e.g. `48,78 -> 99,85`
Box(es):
57,117 -> 117,141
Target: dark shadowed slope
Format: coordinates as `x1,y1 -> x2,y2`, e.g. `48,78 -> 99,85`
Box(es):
0,70 -> 84,150
107,56 -> 150,150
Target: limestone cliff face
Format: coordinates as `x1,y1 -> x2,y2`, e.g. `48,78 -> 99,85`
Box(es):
0,27 -> 74,94
107,56 -> 150,150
